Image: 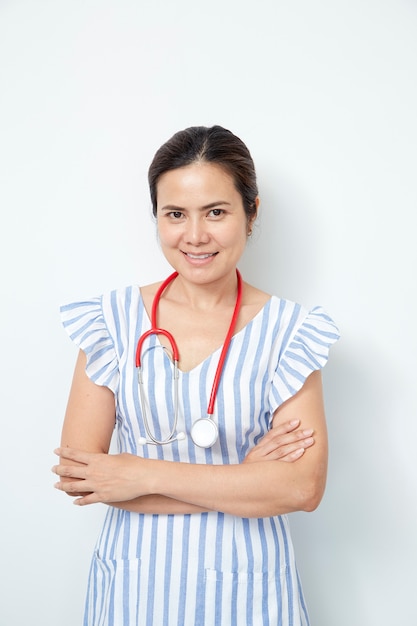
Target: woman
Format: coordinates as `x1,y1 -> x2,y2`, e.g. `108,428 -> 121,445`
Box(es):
53,125 -> 340,625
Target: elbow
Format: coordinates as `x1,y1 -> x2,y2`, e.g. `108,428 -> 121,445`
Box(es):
301,492 -> 322,513
298,479 -> 326,512
264,480 -> 325,517
298,460 -> 328,512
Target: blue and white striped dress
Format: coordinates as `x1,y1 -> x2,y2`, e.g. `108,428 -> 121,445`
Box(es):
60,284 -> 340,626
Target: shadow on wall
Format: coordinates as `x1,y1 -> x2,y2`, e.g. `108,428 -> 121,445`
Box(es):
241,166 -> 417,623
289,346 -> 415,625
239,169 -> 319,303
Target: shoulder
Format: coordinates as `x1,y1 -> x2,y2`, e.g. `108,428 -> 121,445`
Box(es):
242,282 -> 328,341
241,281 -> 271,306
97,284 -> 141,305
139,281 -> 163,299
240,282 -> 309,332
139,281 -> 164,319
241,279 -> 340,357
62,285 -> 143,328
238,281 -> 271,327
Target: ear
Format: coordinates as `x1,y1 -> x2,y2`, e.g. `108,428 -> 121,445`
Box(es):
247,197 -> 260,235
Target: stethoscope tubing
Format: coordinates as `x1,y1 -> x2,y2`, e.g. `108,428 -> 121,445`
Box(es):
135,270 -> 242,447
206,270 -> 242,417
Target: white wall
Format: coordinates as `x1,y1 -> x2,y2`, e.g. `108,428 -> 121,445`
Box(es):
1,1 -> 416,624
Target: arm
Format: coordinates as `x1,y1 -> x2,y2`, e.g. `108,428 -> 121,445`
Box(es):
59,350 -> 210,512
109,418 -> 315,514
55,369 -> 327,518
58,349 -> 115,483
134,370 -> 327,517
58,351 -> 314,514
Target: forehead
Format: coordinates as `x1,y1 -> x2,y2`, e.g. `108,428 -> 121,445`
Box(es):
156,162 -> 239,204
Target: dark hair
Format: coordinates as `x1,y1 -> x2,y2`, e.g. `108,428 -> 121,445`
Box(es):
148,125 -> 258,221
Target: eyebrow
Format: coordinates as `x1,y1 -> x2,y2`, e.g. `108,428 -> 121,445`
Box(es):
159,201 -> 232,212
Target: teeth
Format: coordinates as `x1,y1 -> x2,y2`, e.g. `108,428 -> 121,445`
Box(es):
187,253 -> 214,259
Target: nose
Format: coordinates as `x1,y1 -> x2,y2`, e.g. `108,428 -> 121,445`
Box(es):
184,216 -> 210,245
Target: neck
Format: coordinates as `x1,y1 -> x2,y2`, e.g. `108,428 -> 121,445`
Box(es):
166,270 -> 240,311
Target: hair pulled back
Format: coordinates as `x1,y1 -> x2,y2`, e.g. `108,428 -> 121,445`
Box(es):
148,125 -> 258,221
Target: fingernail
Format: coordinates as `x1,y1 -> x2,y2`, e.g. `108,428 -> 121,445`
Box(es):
304,437 -> 314,445
302,429 -> 314,436
290,419 -> 300,426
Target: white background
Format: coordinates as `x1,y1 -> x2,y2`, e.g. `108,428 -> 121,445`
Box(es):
1,1 -> 416,624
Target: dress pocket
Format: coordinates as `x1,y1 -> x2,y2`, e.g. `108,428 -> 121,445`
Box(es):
85,551 -> 142,626
203,567 -> 288,626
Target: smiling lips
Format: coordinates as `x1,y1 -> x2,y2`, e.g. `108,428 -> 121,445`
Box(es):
183,252 -> 218,260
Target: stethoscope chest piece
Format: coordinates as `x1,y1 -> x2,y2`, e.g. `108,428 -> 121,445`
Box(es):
190,418 -> 219,448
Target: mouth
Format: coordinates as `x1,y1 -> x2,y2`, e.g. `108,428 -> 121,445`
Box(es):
183,252 -> 218,260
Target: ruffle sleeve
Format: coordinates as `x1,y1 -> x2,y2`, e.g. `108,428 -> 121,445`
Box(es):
269,306 -> 340,414
60,298 -> 119,394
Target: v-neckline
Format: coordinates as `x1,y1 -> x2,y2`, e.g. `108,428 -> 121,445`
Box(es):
137,290 -> 273,375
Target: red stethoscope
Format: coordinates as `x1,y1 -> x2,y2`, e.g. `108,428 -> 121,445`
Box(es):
135,270 -> 243,448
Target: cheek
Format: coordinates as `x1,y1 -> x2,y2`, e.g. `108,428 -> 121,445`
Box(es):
232,224 -> 249,246
156,220 -> 171,243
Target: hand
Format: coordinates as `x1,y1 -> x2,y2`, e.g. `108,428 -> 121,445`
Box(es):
52,448 -> 148,506
243,420 -> 314,464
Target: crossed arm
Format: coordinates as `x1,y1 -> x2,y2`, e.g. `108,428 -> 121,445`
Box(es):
53,350 -> 328,518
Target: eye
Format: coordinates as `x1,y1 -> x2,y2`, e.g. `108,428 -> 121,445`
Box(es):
208,208 -> 224,217
168,211 -> 183,219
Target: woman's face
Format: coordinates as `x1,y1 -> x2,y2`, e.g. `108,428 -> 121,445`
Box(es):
156,162 -> 256,285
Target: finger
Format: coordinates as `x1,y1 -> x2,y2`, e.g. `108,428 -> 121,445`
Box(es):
256,423 -> 297,446
269,427 -> 313,441
74,493 -> 101,506
279,448 -> 306,462
54,447 -> 92,464
52,463 -> 88,479
254,429 -> 314,457
249,433 -> 298,458
257,424 -> 310,448
254,439 -> 288,457
267,437 -> 315,461
267,419 -> 300,437
54,479 -> 92,495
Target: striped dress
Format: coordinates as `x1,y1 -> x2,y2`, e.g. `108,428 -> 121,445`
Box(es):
60,284 -> 340,626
